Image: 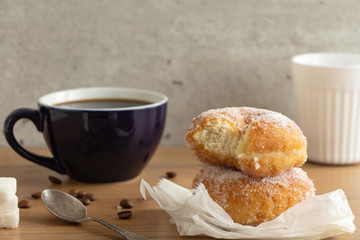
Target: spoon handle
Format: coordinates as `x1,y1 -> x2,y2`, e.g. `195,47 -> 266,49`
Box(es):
87,217 -> 149,240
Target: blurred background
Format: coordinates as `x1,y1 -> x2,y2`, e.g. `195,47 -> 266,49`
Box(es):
1,0 -> 360,147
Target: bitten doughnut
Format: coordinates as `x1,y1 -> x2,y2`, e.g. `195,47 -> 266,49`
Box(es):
193,165 -> 315,226
185,107 -> 307,178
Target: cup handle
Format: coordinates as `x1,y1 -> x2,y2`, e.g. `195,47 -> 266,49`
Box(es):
3,108 -> 66,174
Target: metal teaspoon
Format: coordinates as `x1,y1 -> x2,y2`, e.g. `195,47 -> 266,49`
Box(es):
41,189 -> 148,240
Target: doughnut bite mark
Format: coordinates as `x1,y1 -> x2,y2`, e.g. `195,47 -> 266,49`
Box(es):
185,107 -> 307,178
192,165 -> 316,226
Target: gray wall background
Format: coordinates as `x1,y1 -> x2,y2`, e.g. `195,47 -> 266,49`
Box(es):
1,0 -> 360,147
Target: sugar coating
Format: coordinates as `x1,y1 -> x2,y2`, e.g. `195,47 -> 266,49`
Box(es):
0,178 -> 17,202
253,157 -> 260,169
194,164 -> 313,190
0,208 -> 19,229
0,196 -> 18,213
186,107 -> 308,178
188,107 -> 298,134
193,165 -> 316,225
187,107 -> 306,150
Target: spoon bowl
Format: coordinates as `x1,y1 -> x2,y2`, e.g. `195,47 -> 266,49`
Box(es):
41,189 -> 148,240
41,189 -> 87,223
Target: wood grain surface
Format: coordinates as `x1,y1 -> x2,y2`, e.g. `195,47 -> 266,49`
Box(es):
0,147 -> 358,240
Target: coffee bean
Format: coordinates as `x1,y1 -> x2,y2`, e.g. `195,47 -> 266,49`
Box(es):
77,191 -> 86,198
118,210 -> 132,219
68,189 -> 79,198
85,193 -> 96,201
31,192 -> 41,199
49,176 -> 62,184
18,199 -> 31,208
120,199 -> 134,209
166,171 -> 177,179
80,197 -> 91,206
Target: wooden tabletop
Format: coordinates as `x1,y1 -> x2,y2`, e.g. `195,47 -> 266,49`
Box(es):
0,147 -> 358,240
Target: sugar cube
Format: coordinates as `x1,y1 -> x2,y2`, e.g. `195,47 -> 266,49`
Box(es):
0,177 -> 17,202
0,208 -> 19,229
0,177 -> 19,229
0,195 -> 18,213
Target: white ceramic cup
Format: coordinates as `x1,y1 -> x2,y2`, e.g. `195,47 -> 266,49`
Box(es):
292,52 -> 360,165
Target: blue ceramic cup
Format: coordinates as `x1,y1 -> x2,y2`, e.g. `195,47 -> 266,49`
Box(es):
4,87 -> 167,183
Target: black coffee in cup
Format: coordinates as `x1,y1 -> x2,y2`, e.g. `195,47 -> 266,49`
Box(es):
4,87 -> 167,183
54,99 -> 152,109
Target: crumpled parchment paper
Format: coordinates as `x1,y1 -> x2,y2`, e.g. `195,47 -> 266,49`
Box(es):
140,178 -> 355,239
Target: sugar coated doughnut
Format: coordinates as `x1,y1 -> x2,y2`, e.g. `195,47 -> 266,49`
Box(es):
185,107 -> 307,178
193,165 -> 315,226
